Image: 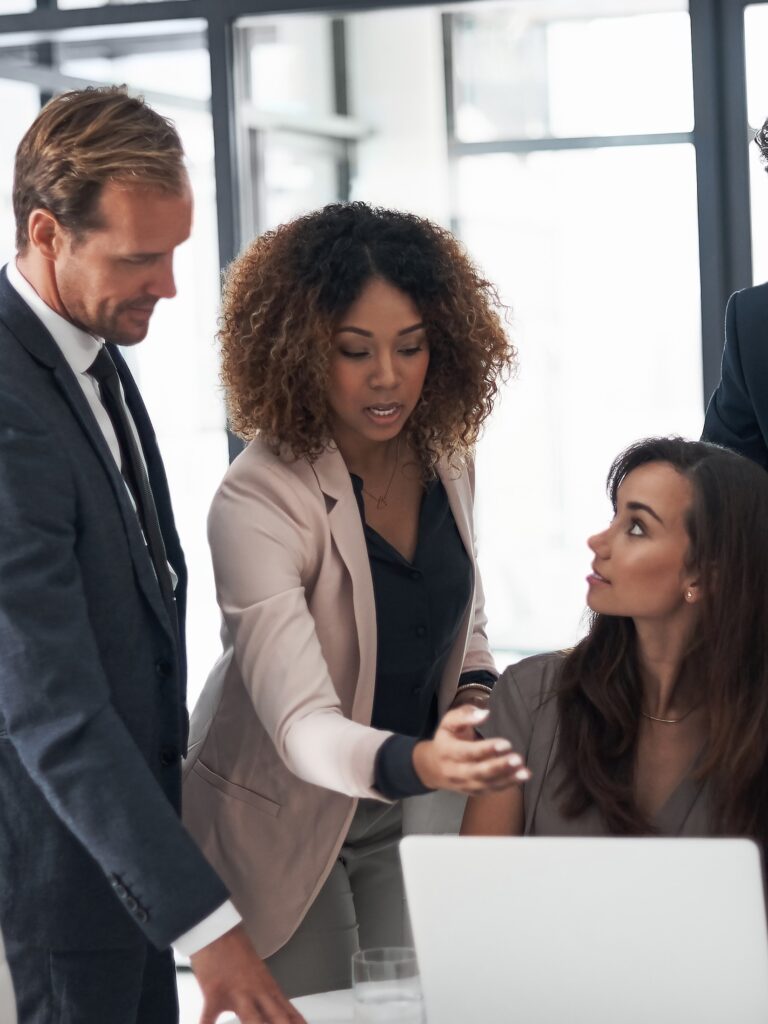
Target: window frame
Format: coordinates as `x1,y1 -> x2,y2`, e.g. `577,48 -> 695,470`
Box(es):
0,0 -> 758,422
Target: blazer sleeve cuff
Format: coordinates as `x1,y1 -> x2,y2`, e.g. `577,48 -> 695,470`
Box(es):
374,735 -> 432,800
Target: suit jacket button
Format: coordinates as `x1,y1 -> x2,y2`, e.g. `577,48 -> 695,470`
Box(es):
155,659 -> 173,679
112,881 -> 127,898
136,908 -> 148,923
160,746 -> 179,767
125,895 -> 138,912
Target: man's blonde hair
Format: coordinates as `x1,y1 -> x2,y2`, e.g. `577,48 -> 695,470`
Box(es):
13,85 -> 186,252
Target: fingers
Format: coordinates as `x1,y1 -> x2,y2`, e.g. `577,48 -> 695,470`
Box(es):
435,737 -> 530,794
461,753 -> 530,793
234,994 -> 307,1024
439,705 -> 490,737
200,986 -> 306,1024
451,736 -> 515,763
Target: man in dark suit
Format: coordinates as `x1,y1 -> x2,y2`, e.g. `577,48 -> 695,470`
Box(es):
702,117 -> 768,465
0,87 -> 302,1024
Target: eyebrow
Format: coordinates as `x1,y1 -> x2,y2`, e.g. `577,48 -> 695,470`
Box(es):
335,322 -> 425,337
626,500 -> 664,525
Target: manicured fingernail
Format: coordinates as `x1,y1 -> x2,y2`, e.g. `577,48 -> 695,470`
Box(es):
515,768 -> 531,780
493,740 -> 512,753
507,752 -> 522,766
470,707 -> 489,722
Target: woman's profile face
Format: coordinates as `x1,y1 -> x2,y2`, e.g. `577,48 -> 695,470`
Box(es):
327,276 -> 430,451
585,461 -> 696,622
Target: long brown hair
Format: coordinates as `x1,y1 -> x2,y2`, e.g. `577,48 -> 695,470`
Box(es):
557,437 -> 768,844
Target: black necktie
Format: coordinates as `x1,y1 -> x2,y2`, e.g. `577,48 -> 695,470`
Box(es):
88,347 -> 177,629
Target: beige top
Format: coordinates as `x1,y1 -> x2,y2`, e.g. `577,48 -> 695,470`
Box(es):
483,652 -> 713,837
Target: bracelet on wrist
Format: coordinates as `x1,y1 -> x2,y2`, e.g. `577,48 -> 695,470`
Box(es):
455,682 -> 493,697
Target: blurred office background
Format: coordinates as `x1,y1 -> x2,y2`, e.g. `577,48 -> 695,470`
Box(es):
0,0 -> 763,699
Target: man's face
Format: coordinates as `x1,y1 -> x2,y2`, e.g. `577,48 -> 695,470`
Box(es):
54,179 -> 193,344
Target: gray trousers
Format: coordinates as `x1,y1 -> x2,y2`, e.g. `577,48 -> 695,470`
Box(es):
265,799 -> 409,998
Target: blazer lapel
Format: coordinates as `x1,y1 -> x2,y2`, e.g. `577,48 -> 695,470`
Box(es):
309,446 -> 378,724
0,274 -> 175,641
438,458 -> 474,562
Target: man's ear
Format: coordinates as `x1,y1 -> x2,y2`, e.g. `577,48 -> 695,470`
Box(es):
27,209 -> 62,260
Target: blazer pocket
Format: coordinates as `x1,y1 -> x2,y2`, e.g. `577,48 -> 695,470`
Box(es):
193,760 -> 281,818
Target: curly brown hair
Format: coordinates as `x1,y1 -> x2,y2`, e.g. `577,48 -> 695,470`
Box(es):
220,202 -> 515,470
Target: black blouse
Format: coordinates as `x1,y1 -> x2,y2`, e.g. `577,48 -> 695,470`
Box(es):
350,474 -> 495,800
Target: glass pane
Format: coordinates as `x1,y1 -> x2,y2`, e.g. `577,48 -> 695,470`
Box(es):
745,4 -> 768,285
0,81 -> 40,269
458,145 -> 702,655
0,2 -> 35,12
240,14 -> 335,119
0,21 -> 227,703
452,3 -> 693,141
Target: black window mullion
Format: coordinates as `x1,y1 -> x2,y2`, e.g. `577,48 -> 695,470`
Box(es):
690,0 -> 752,407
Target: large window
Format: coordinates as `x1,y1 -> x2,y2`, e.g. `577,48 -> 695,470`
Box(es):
447,2 -> 701,657
0,0 -> 762,692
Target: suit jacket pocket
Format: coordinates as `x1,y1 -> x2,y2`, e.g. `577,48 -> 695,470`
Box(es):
192,760 -> 281,818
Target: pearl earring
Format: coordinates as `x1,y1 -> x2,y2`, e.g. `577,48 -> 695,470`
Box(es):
686,590 -> 693,601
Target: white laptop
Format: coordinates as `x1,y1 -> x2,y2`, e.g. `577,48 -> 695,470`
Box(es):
400,836 -> 768,1024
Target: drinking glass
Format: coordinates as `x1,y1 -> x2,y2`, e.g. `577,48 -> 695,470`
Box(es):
351,946 -> 425,1023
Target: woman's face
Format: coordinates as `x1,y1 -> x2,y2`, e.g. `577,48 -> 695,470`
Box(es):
586,461 -> 697,621
327,277 -> 430,450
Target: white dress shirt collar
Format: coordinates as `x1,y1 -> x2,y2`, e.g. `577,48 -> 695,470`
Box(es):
6,259 -> 104,374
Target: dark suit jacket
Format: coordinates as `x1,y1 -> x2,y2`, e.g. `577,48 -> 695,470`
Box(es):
702,284 -> 768,468
0,268 -> 228,951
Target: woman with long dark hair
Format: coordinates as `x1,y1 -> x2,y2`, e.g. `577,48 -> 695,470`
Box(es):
462,436 -> 768,844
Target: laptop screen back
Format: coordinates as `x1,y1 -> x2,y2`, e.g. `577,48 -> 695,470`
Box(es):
400,836 -> 768,1024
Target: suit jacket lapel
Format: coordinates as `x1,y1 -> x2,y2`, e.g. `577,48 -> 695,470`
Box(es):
0,272 -> 175,643
308,446 -> 378,724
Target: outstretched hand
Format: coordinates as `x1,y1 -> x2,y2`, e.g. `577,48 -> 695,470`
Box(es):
191,924 -> 306,1024
412,705 -> 530,794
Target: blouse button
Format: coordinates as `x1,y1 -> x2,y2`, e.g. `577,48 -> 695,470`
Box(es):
415,625 -> 427,637
410,570 -> 421,581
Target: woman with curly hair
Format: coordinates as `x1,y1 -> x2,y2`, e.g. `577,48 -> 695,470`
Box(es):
183,202 -> 521,995
463,436 -> 768,850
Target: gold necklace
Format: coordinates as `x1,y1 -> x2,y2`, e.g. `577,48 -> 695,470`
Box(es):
641,705 -> 697,725
361,436 -> 400,510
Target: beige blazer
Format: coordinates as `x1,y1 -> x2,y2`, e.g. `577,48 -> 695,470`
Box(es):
183,438 -> 496,956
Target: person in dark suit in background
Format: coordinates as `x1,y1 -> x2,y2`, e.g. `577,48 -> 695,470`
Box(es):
0,87 -> 302,1024
702,116 -> 768,465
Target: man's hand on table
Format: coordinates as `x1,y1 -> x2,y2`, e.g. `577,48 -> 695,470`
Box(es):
190,923 -> 306,1024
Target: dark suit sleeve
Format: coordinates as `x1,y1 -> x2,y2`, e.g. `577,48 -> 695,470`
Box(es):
0,391 -> 229,950
702,291 -> 768,468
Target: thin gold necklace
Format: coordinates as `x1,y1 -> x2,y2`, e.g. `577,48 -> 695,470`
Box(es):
641,705 -> 697,725
361,436 -> 401,510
